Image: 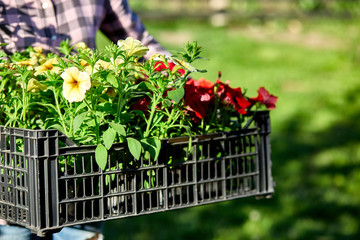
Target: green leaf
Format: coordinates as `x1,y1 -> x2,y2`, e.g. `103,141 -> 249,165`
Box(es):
164,99 -> 172,108
119,112 -> 132,124
109,122 -> 126,137
144,179 -> 150,189
105,175 -> 110,186
138,81 -> 156,92
141,138 -> 162,160
36,102 -> 58,112
105,166 -> 117,186
49,124 -> 65,133
95,144 -> 108,170
196,68 -> 207,73
152,112 -> 164,127
75,102 -> 87,114
132,110 -> 147,121
167,87 -> 185,103
106,72 -> 119,88
73,112 -> 87,133
77,135 -> 95,145
127,137 -> 142,160
170,124 -> 193,155
94,110 -> 105,118
100,92 -> 110,101
171,64 -> 183,75
103,127 -> 116,150
21,70 -> 33,82
171,58 -> 197,72
97,102 -> 116,114
0,50 -> 7,58
105,173 -> 116,186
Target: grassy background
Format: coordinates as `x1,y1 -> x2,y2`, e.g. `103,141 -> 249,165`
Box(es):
96,16 -> 360,240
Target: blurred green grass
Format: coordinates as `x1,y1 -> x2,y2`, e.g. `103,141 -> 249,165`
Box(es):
97,17 -> 360,240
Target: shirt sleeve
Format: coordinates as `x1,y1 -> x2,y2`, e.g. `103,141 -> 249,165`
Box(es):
100,0 -> 170,59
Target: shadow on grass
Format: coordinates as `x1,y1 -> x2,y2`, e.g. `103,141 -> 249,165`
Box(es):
103,199 -> 253,240
268,105 -> 360,239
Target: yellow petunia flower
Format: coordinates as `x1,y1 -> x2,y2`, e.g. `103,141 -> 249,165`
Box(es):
17,57 -> 37,67
79,59 -> 89,67
0,62 -> 10,69
95,59 -> 114,71
112,57 -> 124,67
85,59 -> 117,75
27,78 -> 47,93
75,42 -> 88,50
117,37 -> 149,58
61,67 -> 91,102
33,46 -> 43,53
30,47 -> 45,60
34,58 -> 60,75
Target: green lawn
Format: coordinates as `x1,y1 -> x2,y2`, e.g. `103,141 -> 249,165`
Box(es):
99,17 -> 360,240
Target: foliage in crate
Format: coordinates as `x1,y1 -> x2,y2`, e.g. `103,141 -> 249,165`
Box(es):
53,121 -> 270,226
0,39 -> 277,170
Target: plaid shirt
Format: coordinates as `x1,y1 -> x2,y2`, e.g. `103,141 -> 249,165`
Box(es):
0,0 -> 168,58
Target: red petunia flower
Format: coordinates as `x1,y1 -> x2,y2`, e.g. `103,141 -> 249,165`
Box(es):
154,61 -> 185,75
216,79 -> 250,114
132,97 -> 151,114
184,78 -> 215,122
249,87 -> 278,110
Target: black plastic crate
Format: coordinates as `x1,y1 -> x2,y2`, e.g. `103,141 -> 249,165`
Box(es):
0,111 -> 274,236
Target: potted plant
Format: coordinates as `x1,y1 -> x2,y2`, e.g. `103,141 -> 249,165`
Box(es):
0,38 -> 277,236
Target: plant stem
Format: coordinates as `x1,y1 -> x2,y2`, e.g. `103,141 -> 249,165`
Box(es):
20,71 -> 29,127
116,91 -> 125,122
115,61 -> 127,123
68,102 -> 74,137
21,81 -> 27,124
53,88 -> 69,136
144,94 -> 161,138
84,98 -> 100,144
208,95 -> 220,133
